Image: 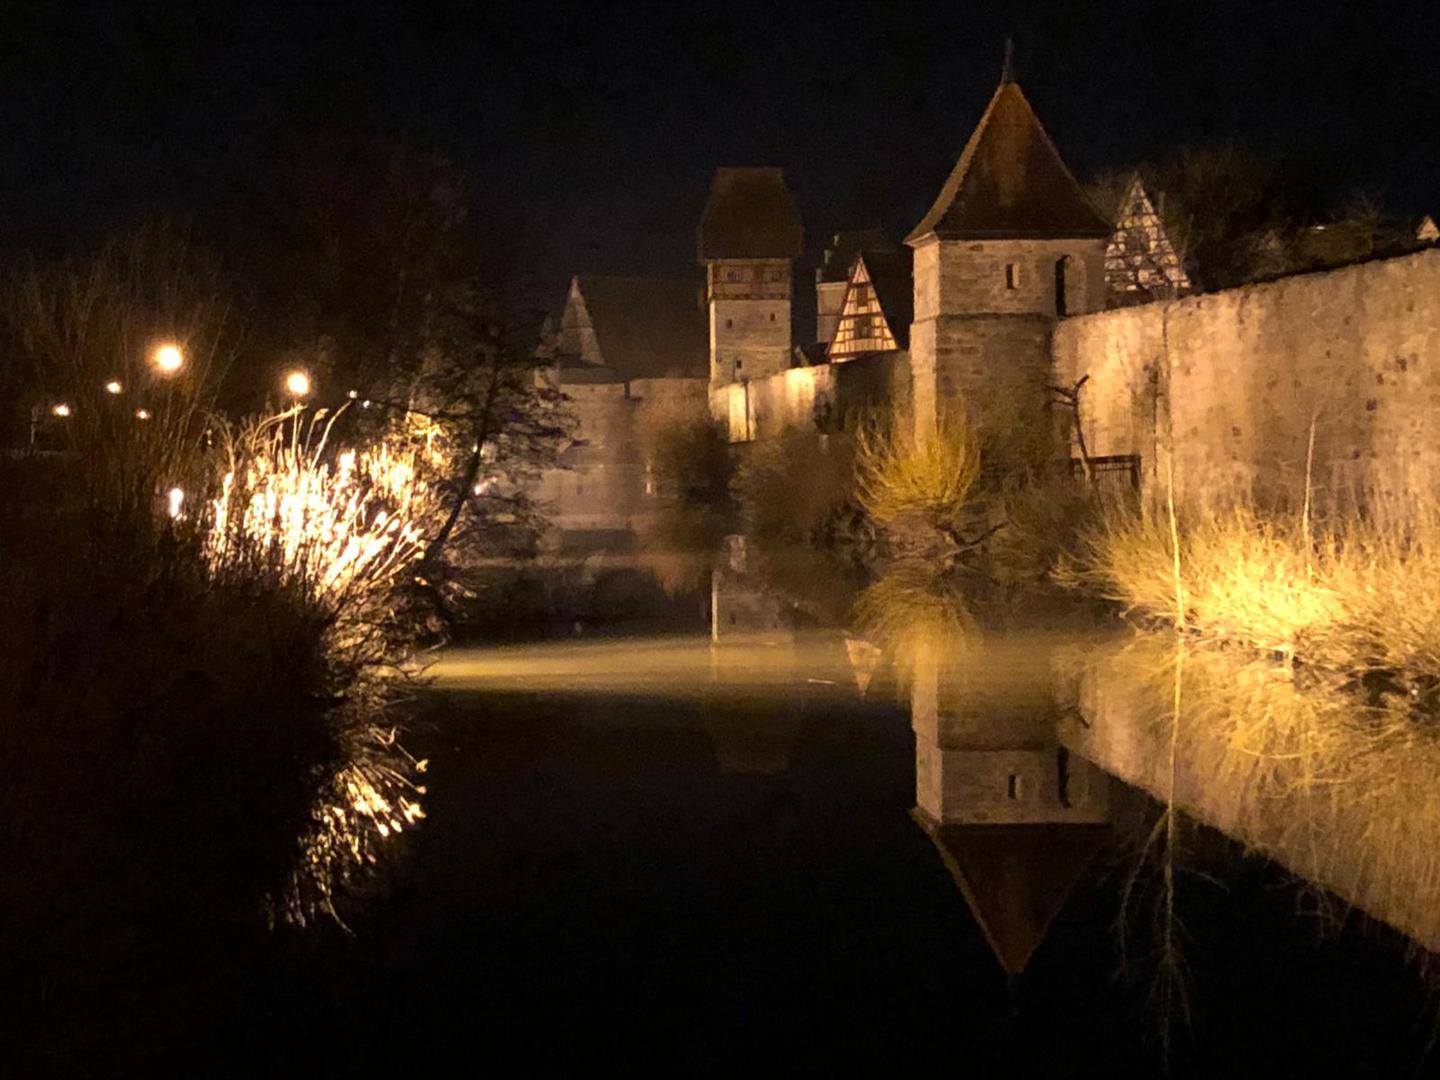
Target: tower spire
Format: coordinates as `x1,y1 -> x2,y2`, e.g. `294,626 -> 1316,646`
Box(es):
1001,38 -> 1015,83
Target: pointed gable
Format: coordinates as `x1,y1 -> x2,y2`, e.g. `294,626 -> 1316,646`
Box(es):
914,813 -> 1110,974
907,79 -> 1111,244
829,250 -> 913,359
1419,215 -> 1439,243
559,275 -> 708,381
1105,175 -> 1192,305
698,167 -> 804,261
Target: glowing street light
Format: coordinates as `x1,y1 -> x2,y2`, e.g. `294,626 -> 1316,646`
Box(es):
166,487 -> 185,520
104,380 -> 123,395
135,408 -> 152,421
51,403 -> 72,418
152,342 -> 185,374
284,369 -> 312,398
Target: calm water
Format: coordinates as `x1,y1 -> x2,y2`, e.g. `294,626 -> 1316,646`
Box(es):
219,622 -> 1435,1075
16,598 -> 1438,1074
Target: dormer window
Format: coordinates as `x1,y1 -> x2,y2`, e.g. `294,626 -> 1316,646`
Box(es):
1004,263 -> 1020,290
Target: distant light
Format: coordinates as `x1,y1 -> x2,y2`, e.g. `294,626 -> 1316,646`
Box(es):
166,487 -> 184,519
361,399 -> 372,409
347,389 -> 359,399
135,408 -> 152,420
152,343 -> 184,374
51,403 -> 72,418
284,369 -> 312,397
104,380 -> 123,395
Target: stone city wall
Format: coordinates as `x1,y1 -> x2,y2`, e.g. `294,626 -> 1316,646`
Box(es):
710,351 -> 911,442
1053,247 -> 1440,505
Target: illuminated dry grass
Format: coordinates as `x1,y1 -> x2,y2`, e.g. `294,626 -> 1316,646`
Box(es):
1054,481 -> 1440,1050
202,408 -> 440,925
1060,495 -> 1440,685
854,414 -> 979,531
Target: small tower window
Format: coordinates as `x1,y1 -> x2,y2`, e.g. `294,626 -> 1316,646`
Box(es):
1004,263 -> 1020,290
1007,773 -> 1024,800
725,318 -> 733,329
1055,256 -> 1070,316
769,312 -> 775,322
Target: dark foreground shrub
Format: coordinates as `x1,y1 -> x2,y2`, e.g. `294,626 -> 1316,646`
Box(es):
0,433 -> 435,1072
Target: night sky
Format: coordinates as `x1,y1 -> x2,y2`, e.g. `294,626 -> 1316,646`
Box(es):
2,1 -> 1436,314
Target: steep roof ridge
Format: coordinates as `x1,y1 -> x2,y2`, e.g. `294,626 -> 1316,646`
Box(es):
906,78 -> 1110,244
568,274 -> 708,380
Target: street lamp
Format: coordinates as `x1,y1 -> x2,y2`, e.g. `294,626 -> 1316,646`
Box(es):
151,342 -> 185,375
284,369 -> 312,398
50,403 -> 72,418
135,408 -> 152,421
104,380 -> 123,395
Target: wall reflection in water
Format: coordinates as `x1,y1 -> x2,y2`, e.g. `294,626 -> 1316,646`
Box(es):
855,556 -> 1440,980
436,542 -> 1440,984
1066,632 -> 1440,955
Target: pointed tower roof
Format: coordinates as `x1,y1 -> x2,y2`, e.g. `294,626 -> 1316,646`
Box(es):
698,167 -> 804,261
906,77 -> 1111,244
913,812 -> 1110,974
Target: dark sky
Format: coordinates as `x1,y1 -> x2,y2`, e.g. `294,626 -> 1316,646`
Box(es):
1,1 -> 1436,314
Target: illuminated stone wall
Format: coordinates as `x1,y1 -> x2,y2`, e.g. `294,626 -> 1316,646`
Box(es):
707,259 -> 793,387
708,351 -> 911,442
1054,247 -> 1440,504
534,376 -> 708,535
910,236 -> 1106,437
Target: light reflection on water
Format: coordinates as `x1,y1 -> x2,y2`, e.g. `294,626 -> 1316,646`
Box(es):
1069,632 -> 1440,955
432,634 -> 863,699
272,724 -> 428,929
434,563 -> 1440,981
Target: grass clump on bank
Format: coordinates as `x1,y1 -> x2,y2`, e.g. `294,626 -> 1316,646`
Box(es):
1061,496 -> 1440,687
854,415 -> 979,545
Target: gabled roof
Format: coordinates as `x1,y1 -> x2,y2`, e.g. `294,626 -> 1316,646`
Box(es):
698,167 -> 804,261
907,78 -> 1111,244
817,228 -> 895,283
828,249 -> 913,359
913,812 -> 1110,974
1106,175 -> 1192,304
567,275 -> 708,380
